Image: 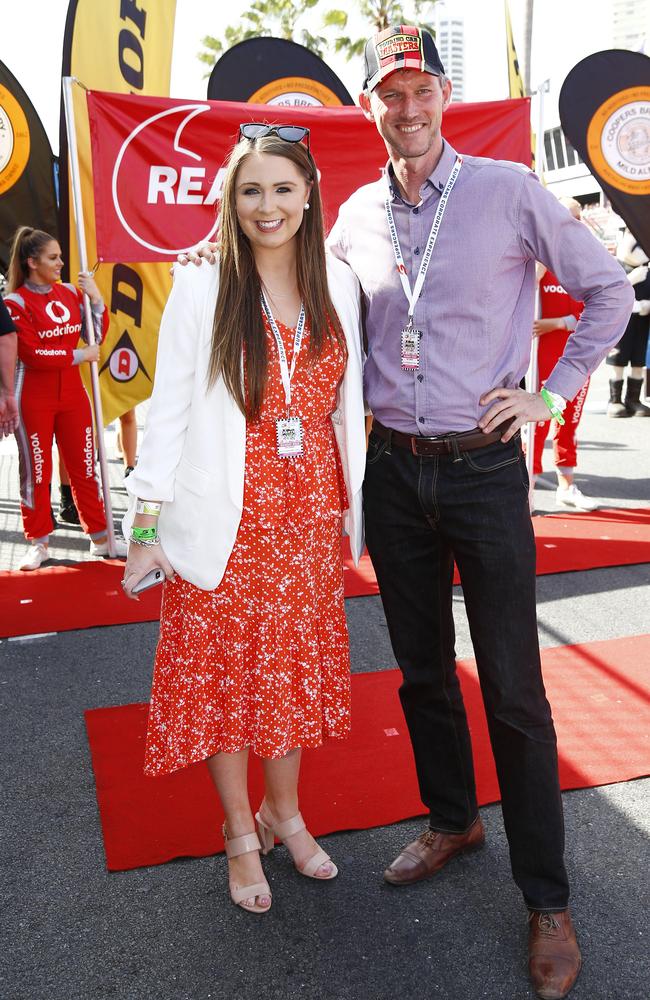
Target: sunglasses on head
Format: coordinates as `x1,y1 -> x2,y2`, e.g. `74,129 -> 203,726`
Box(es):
238,122 -> 311,155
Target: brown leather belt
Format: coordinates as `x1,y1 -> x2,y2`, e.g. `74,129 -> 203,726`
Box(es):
371,418 -> 515,458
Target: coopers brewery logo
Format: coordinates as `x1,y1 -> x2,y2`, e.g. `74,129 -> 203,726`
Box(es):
112,104 -> 223,256
0,83 -> 31,195
249,77 -> 342,107
587,86 -> 650,196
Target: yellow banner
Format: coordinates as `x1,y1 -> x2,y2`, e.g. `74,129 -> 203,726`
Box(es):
505,1 -> 525,100
66,0 -> 176,425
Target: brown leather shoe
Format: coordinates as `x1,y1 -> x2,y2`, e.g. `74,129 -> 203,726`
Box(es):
383,815 -> 485,885
528,909 -> 582,999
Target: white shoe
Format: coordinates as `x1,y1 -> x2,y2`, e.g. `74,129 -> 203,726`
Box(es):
555,484 -> 598,512
18,543 -> 49,571
89,537 -> 128,559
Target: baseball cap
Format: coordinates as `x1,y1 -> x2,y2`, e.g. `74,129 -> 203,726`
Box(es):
363,25 -> 445,92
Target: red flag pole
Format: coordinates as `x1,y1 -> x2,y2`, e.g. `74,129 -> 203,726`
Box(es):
524,78 -> 550,512
62,76 -> 117,556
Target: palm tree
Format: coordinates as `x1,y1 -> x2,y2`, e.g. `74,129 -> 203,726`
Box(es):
198,0 -> 439,71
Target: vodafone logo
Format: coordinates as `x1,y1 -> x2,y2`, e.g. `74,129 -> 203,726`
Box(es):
542,285 -> 567,295
112,104 -> 221,255
45,300 -> 71,324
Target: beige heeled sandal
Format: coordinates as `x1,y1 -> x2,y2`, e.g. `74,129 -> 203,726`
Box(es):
222,824 -> 272,913
255,807 -> 338,880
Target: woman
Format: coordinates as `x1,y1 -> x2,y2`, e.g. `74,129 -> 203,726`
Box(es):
607,228 -> 650,417
5,227 -> 127,570
532,198 -> 596,511
0,292 -> 18,439
122,125 -> 366,914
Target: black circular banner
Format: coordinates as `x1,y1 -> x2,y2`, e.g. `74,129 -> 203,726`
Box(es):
559,49 -> 650,255
207,37 -> 355,107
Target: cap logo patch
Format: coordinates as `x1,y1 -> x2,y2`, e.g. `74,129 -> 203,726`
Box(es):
376,35 -> 422,60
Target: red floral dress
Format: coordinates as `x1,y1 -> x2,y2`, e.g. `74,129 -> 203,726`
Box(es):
144,314 -> 351,774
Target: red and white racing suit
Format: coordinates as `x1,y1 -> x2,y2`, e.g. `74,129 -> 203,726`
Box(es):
533,271 -> 588,476
5,282 -> 109,542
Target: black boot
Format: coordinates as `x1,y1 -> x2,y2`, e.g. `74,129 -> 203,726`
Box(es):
607,379 -> 628,417
623,377 -> 650,416
58,483 -> 81,524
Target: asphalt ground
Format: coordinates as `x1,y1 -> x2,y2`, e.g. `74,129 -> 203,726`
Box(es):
1,362 -> 649,1000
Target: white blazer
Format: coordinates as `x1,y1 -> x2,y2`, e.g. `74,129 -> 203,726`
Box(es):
123,254 -> 366,591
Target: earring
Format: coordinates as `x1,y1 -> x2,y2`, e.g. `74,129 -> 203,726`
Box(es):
304,202 -> 310,210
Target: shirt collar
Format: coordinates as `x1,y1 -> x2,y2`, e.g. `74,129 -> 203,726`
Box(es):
384,139 -> 460,204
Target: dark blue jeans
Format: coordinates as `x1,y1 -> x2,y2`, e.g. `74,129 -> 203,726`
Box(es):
363,429 -> 569,911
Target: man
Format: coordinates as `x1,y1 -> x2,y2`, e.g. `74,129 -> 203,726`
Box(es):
0,293 -> 19,439
327,26 -> 632,1000
181,27 -> 632,996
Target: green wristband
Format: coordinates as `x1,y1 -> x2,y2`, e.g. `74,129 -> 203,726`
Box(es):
540,388 -> 566,426
131,525 -> 158,542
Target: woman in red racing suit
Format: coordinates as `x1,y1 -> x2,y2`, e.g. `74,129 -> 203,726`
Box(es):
5,226 -> 126,570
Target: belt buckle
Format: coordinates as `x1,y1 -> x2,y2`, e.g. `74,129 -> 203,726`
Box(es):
411,433 -> 441,457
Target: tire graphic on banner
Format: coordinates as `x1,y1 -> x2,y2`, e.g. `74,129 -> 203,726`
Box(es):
0,83 -> 31,195
587,86 -> 650,195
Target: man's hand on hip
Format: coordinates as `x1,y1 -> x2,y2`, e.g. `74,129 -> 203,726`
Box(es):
479,387 -> 550,442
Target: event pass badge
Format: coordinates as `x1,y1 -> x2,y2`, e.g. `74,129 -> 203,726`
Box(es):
276,416 -> 304,458
401,324 -> 422,371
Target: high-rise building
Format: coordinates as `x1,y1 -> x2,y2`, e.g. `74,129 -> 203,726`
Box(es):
435,6 -> 465,102
612,0 -> 650,51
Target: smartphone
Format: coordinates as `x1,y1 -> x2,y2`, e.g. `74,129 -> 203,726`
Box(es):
132,567 -> 165,594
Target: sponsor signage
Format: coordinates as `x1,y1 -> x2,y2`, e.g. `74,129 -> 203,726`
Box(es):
560,49 -> 650,255
249,77 -> 342,107
377,32 -> 422,60
0,84 -> 30,194
87,90 -> 532,263
0,61 -> 58,274
207,37 -> 354,106
586,86 -> 650,195
60,0 -> 177,425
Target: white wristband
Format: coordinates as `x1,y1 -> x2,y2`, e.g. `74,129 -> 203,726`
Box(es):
135,499 -> 162,516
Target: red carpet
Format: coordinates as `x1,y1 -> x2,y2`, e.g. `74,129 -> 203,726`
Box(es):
2,508 -> 650,638
84,634 -> 650,872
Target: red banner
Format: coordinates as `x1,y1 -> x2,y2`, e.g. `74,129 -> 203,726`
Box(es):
87,90 -> 531,263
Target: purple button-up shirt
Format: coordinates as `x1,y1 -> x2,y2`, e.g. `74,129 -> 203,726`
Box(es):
328,140 -> 634,435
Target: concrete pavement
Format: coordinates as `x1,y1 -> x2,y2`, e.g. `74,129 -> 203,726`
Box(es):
1,360 -> 648,1000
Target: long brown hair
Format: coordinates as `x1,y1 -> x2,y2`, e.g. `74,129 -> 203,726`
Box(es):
207,133 -> 345,420
6,227 -> 56,292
